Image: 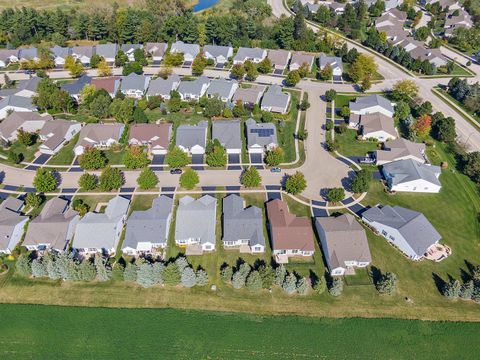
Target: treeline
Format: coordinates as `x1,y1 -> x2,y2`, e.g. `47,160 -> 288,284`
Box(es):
441,263 -> 480,304
15,252 -> 209,289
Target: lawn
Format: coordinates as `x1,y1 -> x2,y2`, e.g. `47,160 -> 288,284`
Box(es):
276,89 -> 300,163
129,194 -> 158,212
335,128 -> 379,157
0,0 -> 136,9
435,88 -> 480,125
1,304 -> 479,359
104,148 -> 124,165
47,133 -> 79,166
72,194 -> 115,212
0,141 -> 40,163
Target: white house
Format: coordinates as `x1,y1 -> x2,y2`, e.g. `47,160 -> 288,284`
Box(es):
74,123 -> 125,156
355,113 -> 397,142
203,45 -> 233,64
175,121 -> 208,155
245,118 -> 278,154
0,49 -> 19,68
0,198 -> 28,255
212,120 -> 242,154
233,47 -> 267,64
382,159 -> 442,193
177,76 -> 210,101
349,94 -> 395,119
0,111 -> 53,143
38,120 -> 82,155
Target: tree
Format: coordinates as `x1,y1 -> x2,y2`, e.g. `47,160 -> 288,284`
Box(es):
285,70 -> 301,86
265,147 -> 284,166
460,280 -> 474,300
78,147 -> 107,170
394,101 -> 410,121
133,107 -> 148,123
221,265 -> 233,283
433,116 -> 456,142
313,274 -> 327,294
8,150 -> 23,164
443,279 -> 461,300
164,52 -> 184,67
233,102 -> 248,117
78,173 -> 98,190
241,167 -> 262,188
16,129 -> 37,146
166,147 -> 190,168
31,258 -> 47,277
298,98 -> 310,111
246,270 -> 263,292
133,48 -> 148,65
206,140 -> 227,167
162,262 -> 181,285
33,168 -> 57,193
257,58 -> 272,74
15,254 -> 31,277
296,277 -> 309,295
285,171 -> 307,195
325,89 -> 337,102
463,152 -> 480,184
282,273 -> 297,294
25,192 -> 43,208
122,61 -> 143,76
351,169 -> 372,193
258,265 -> 274,289
94,254 -> 111,282
136,261 -> 156,288
64,55 -> 84,77
99,166 -> 124,191
232,263 -> 251,289
411,114 -> 432,137
123,262 -> 138,282
348,54 -> 377,85
392,80 -> 419,101
89,54 -> 103,68
203,97 -> 224,118
195,269 -> 209,286
414,26 -> 429,41
179,168 -> 199,190
192,52 -> 207,76
244,61 -> 259,81
97,59 -> 112,77
181,266 -> 197,288
230,64 -> 246,79
77,259 -> 96,281
376,272 -> 397,295
274,264 -> 287,286
328,277 -> 343,296
137,168 -> 159,190
318,63 -> 333,80
326,188 -> 345,203
109,98 -> 135,123
340,106 -> 350,118
123,146 -> 150,169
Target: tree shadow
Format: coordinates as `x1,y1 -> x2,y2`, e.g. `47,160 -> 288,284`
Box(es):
370,266 -> 383,286
432,272 -> 447,294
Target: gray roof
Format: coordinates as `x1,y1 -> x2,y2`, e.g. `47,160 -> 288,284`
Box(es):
319,54 -> 343,72
174,195 -> 217,245
290,52 -> 314,67
50,46 -> 71,58
222,194 -> 265,246
0,49 -> 19,62
145,43 -> 168,57
315,214 -> 371,270
40,119 -> 80,151
0,198 -> 28,251
382,158 -> 441,187
0,77 -> 41,97
123,196 -> 173,249
177,76 -> 210,97
267,49 -> 291,68
147,74 -> 180,97
0,111 -> 53,139
261,85 -> 290,110
375,138 -> 426,163
0,95 -> 35,112
212,120 -> 241,150
350,94 -> 394,114
170,41 -> 200,58
245,118 -> 277,148
362,205 -> 441,256
95,44 -> 118,59
203,45 -> 232,59
232,85 -> 265,105
18,47 -> 38,60
71,46 -> 94,58
305,3 -> 320,12
121,44 -> 143,53
176,121 -> 208,149
74,196 -> 130,250
23,197 -> 79,251
120,73 -> 150,92
234,47 -> 266,62
360,113 -> 397,137
61,75 -> 92,96
76,123 -> 125,149
206,79 -> 237,99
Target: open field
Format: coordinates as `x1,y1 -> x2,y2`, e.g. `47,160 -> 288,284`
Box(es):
0,304 -> 479,359
0,0 -> 136,10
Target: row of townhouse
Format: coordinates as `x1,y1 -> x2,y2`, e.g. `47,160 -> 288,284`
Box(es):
301,0 -> 402,15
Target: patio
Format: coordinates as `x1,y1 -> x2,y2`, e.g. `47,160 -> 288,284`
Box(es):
424,244 -> 452,262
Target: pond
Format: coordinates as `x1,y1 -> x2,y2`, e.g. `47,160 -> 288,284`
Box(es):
192,0 -> 220,12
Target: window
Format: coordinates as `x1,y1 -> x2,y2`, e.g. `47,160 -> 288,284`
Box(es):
204,245 -> 211,250
291,249 -> 298,254
382,230 -> 387,236
389,235 -> 395,241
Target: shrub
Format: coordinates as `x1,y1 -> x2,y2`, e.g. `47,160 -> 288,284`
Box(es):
78,147 -> 107,170
137,168 -> 159,190
265,147 -> 284,166
33,168 -> 57,193
8,150 -> 24,164
179,168 -> 199,190
25,193 -> 43,208
98,166 -> 124,191
78,173 -> 98,190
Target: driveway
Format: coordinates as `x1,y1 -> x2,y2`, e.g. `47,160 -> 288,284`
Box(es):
227,154 -> 242,170
265,185 -> 282,201
150,154 -> 165,171
32,154 -> 51,165
191,154 -> 204,170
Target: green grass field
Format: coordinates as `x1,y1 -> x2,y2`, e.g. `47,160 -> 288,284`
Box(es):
335,128 -> 379,156
0,304 -> 478,359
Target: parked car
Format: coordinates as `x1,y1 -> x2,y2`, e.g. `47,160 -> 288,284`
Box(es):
270,167 -> 281,173
170,168 -> 183,175
359,157 -> 375,164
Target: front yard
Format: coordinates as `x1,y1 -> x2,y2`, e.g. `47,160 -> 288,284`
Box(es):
0,141 -> 40,163
334,128 -> 379,157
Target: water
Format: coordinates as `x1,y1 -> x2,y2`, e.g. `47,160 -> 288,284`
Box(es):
192,0 -> 220,12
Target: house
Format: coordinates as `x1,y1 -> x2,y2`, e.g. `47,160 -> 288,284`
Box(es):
222,194 -> 265,253
397,38 -> 448,67
60,75 -> 92,101
444,9 -> 473,37
73,196 -> 130,255
420,0 -> 461,11
245,118 -> 278,154
362,204 -> 442,260
121,44 -> 143,62
74,123 -> 125,156
70,46 -> 94,66
375,9 -> 407,30
122,195 -> 173,255
0,49 -> 19,68
315,214 -> 372,276
206,79 -> 238,102
267,49 -> 291,71
349,94 -> 395,119
145,42 -> 168,64
2,77 -> 42,98
374,138 -> 426,165
174,195 -> 217,254
305,2 -> 320,13
232,85 -> 265,108
289,52 -> 315,71
354,113 -> 397,141
177,76 -> 210,100
23,197 -> 79,252
0,198 -> 28,254
128,123 -> 172,155
18,47 -> 38,62
382,158 -> 442,193
38,119 -> 82,155
175,121 -> 208,154
94,44 -> 118,65
203,45 -> 233,64
318,54 -> 343,76
266,199 -> 315,262
0,95 -> 36,119
170,41 -> 200,62
50,45 -> 71,68
0,111 -> 53,143
91,77 -> 121,98
120,73 -> 150,98
260,85 -> 291,114
146,74 -> 181,100
329,2 -> 347,15
212,120 -> 242,154
233,47 -> 267,64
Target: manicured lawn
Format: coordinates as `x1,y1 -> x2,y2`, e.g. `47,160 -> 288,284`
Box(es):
435,88 -> 480,125
129,194 -> 158,212
333,94 -> 356,109
1,304 -> 480,359
335,128 -> 379,157
47,133 -> 79,165
449,63 -> 473,76
72,194 -> 115,212
277,90 -> 300,163
0,141 -> 40,163
104,149 -> 124,165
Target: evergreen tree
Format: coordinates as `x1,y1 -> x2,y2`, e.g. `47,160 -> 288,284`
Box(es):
94,254 -> 111,282
46,253 -> 62,280
313,274 -> 327,295
282,273 -> 297,294
274,264 -> 287,286
181,266 -> 197,288
258,265 -> 275,289
152,262 -> 165,285
15,254 -> 31,277
328,277 -> 343,297
163,262 -> 181,285
31,258 -> 47,278
124,262 -> 138,282
443,279 -> 461,300
375,272 -> 397,295
296,277 -> 309,295
78,259 -> 96,281
136,261 -> 156,288
246,270 -> 263,292
196,269 -> 209,286
220,265 -> 233,283
460,280 -> 474,300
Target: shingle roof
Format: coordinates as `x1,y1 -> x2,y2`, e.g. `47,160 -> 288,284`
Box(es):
0,198 -> 28,251
222,194 -> 265,247
71,46 -> 94,58
362,205 -> 441,256
147,74 -> 180,97
76,123 -> 124,148
91,77 -> 120,94
120,73 -> 150,92
290,52 -> 314,67
175,195 -> 217,245
18,47 -> 38,60
318,54 -> 343,72
0,95 -> 35,112
261,85 -> 290,110
0,49 -> 19,62
129,123 -> 171,148
349,94 -> 394,114
177,76 -> 210,97
383,158 -> 441,186
50,45 -> 71,58
232,85 -> 265,105
360,113 -> 397,137
40,119 -> 79,151
176,121 -> 208,149
60,75 -> 92,96
203,45 -> 232,59
0,111 -> 52,138
145,43 -> 168,57
206,79 -> 237,99
170,41 -> 200,58
375,138 -> 426,163
267,49 -> 291,68
234,47 -> 266,62
212,120 -> 241,150
245,118 -> 277,148
95,44 -> 118,59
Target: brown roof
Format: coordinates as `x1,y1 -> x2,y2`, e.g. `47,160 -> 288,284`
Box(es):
0,111 -> 53,138
266,199 -> 315,252
129,123 -> 172,148
267,49 -> 291,68
361,113 -> 396,137
91,77 -> 120,94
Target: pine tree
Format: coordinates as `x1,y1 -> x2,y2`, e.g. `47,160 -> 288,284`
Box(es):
31,258 -> 47,278
94,254 -> 111,282
56,253 -> 70,280
124,262 -> 138,282
175,256 -> 189,272
220,265 -> 233,283
375,272 -> 397,295
196,269 -> 209,286
246,270 -> 263,292
282,273 -> 297,294
274,264 -> 287,286
181,266 -> 197,288
78,259 -> 96,281
258,265 -> 275,289
46,253 -> 62,280
162,262 -> 181,286
15,254 -> 31,277
136,261 -> 156,288
328,277 -> 343,297
313,275 -> 327,295
296,277 -> 309,295
152,262 -> 165,285
460,280 -> 474,300
232,263 -> 251,289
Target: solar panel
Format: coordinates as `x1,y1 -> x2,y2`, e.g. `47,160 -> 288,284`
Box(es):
251,128 -> 274,137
